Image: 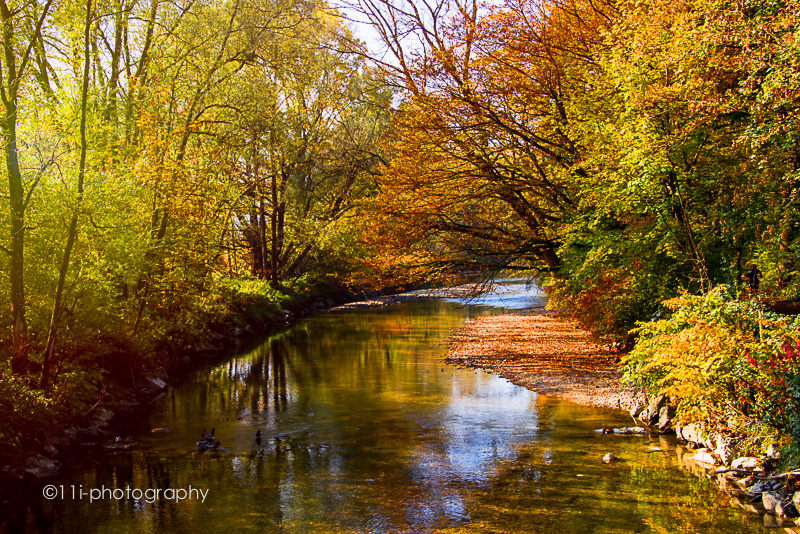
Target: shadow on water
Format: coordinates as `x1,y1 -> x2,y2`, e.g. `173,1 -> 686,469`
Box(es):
1,287 -> 775,533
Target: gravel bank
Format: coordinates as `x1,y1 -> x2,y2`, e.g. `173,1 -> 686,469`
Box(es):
444,307 -> 639,411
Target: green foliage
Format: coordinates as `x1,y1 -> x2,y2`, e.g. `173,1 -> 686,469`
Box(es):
623,286 -> 800,453
0,365 -> 100,467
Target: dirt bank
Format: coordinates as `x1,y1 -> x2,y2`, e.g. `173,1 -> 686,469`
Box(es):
444,306 -> 638,411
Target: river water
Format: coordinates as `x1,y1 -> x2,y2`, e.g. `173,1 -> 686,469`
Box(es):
3,284 -> 773,532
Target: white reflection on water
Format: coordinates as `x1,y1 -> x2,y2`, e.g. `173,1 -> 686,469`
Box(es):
442,371 -> 539,483
443,279 -> 548,310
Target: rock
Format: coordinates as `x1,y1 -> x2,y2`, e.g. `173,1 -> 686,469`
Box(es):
629,401 -> 642,420
749,480 -> 783,496
657,405 -> 676,432
732,457 -> 761,470
152,367 -> 169,381
611,427 -> 647,435
767,443 -> 781,458
602,453 -> 620,463
25,455 -> 60,478
151,427 -> 172,433
764,514 -> 795,534
43,443 -> 59,458
689,450 -> 718,465
734,500 -> 762,514
763,491 -> 783,513
764,514 -> 795,528
93,407 -> 114,427
147,377 -> 167,389
676,423 -> 703,446
645,394 -> 666,425
0,462 -> 25,481
713,435 -> 734,465
778,501 -> 799,518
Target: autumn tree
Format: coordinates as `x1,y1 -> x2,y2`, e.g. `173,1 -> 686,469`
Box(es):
352,0 -> 613,283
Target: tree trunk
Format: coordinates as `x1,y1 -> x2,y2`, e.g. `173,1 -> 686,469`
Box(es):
259,194 -> 269,278
41,0 -> 92,390
270,172 -> 281,288
4,105 -> 27,373
0,0 -> 54,373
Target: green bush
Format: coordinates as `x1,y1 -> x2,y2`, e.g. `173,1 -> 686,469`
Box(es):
0,371 -> 66,466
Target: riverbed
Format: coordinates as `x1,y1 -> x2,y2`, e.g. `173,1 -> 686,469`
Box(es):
1,285 -> 774,533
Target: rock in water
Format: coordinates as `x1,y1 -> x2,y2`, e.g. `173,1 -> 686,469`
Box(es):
613,426 -> 646,435
689,450 -> 718,465
602,453 -> 620,463
25,455 -> 60,478
657,405 -> 675,432
763,491 -> 782,513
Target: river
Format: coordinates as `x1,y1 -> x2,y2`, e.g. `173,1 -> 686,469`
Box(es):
1,283 -> 773,532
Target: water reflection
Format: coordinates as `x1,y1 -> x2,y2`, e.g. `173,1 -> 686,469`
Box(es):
1,297 -> 774,533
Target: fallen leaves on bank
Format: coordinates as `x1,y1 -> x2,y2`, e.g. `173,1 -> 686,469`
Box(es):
444,307 -> 637,411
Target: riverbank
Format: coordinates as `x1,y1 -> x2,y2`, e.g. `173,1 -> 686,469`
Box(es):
444,306 -> 639,411
441,303 -> 800,531
1,280 -> 489,491
0,282 -> 360,490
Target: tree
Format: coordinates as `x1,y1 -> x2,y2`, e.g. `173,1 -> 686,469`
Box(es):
40,0 -> 92,389
353,0 -> 613,282
1,0 -> 56,372
220,12 -> 390,288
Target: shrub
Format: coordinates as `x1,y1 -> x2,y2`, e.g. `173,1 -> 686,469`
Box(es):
0,371 -> 66,467
623,286 -> 800,454
546,265 -> 668,348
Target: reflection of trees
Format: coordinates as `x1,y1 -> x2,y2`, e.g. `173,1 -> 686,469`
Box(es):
11,301 -> 767,532
269,338 -> 288,413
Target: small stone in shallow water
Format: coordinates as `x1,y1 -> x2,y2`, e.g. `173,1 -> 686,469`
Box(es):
602,453 -> 620,463
594,427 -> 646,435
151,428 -> 172,433
614,427 -> 647,435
